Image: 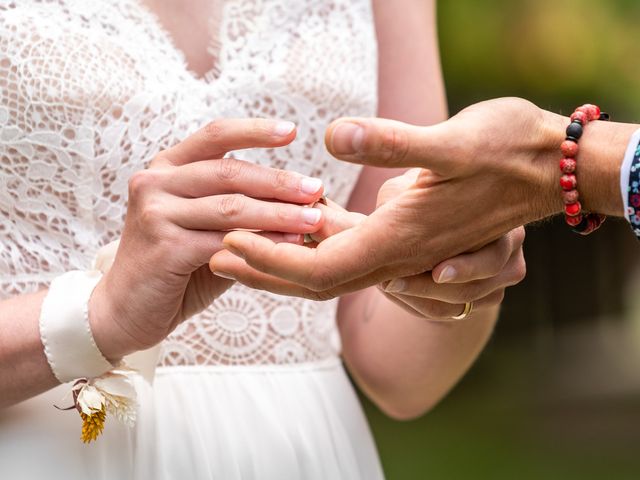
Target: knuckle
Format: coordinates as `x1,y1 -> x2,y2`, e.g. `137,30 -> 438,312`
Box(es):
135,202 -> 175,245
216,158 -> 244,182
379,126 -> 410,165
272,169 -> 291,191
274,204 -> 291,223
250,118 -> 271,137
217,195 -> 244,219
138,200 -> 165,228
203,120 -> 225,144
512,226 -> 526,247
494,237 -> 514,267
511,257 -> 527,284
128,169 -> 162,199
151,151 -> 172,167
486,259 -> 503,278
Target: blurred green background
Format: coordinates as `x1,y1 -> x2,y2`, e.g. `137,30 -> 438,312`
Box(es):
364,1 -> 640,478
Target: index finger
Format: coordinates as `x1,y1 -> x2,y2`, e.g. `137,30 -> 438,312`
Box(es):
157,118 -> 297,166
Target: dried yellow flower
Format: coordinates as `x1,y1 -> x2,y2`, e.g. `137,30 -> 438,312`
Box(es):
58,366 -> 138,444
81,406 -> 106,443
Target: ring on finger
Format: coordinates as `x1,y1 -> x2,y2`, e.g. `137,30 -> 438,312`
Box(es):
451,301 -> 473,320
303,195 -> 329,244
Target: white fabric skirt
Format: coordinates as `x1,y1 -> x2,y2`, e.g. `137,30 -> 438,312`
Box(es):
0,358 -> 384,479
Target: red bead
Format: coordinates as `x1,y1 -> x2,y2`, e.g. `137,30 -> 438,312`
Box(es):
561,140 -> 579,157
570,111 -> 588,124
565,202 -> 582,217
560,158 -> 577,173
562,189 -> 579,204
582,220 -> 599,235
560,174 -> 577,190
592,214 -> 606,227
560,106 -> 607,236
575,214 -> 606,235
583,104 -> 601,121
565,214 -> 583,226
576,106 -> 590,116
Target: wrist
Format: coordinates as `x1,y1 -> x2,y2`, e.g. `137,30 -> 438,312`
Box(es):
88,277 -> 139,362
39,271 -> 115,382
525,109 -> 567,222
514,108 -> 636,222
576,120 -> 637,217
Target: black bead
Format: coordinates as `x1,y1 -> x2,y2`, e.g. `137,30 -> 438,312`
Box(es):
566,122 -> 583,139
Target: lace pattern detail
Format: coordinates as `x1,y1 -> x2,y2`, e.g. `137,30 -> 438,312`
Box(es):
0,0 -> 377,366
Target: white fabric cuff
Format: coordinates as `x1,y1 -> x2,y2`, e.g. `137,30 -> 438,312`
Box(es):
39,270 -> 114,383
620,128 -> 640,221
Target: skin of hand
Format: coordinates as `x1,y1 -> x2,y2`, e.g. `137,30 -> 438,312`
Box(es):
210,187 -> 526,320
88,118 -> 327,361
208,97 -> 636,299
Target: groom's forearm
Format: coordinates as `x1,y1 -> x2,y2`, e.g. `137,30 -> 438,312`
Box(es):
569,119 -> 637,217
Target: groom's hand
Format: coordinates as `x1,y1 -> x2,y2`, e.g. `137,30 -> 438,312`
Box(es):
209,198 -> 526,316
209,98 -> 566,297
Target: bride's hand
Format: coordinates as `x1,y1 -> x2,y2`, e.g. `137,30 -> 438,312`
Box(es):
89,118 -> 326,360
378,227 -> 525,321
209,198 -> 526,320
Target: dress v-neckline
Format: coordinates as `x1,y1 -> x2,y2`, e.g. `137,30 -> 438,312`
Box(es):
134,0 -> 224,84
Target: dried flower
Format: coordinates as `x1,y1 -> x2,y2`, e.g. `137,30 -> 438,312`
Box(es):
81,406 -> 106,443
57,365 -> 138,443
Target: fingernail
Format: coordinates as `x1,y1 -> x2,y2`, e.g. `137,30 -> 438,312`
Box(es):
223,243 -> 245,259
385,278 -> 406,293
437,266 -> 457,283
283,233 -> 303,243
331,123 -> 364,155
273,121 -> 296,136
300,177 -> 323,195
302,208 -> 322,225
213,271 -> 236,281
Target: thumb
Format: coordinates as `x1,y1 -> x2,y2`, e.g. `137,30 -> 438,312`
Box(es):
325,117 -> 449,171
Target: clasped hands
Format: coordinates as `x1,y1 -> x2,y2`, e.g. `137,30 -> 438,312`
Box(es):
93,103 -> 538,360
211,98 -> 571,311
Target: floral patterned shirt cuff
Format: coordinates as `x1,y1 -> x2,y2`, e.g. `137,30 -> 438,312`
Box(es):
622,128 -> 640,238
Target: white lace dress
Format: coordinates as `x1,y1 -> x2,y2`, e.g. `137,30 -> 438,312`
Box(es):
0,1 -> 385,478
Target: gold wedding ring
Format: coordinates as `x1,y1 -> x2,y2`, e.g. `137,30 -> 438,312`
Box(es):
452,302 -> 473,320
304,195 -> 329,244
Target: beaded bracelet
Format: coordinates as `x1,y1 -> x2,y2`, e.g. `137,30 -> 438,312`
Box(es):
560,104 -> 610,235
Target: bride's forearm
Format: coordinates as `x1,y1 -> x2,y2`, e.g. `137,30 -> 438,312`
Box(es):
0,290 -> 59,408
338,288 -> 497,420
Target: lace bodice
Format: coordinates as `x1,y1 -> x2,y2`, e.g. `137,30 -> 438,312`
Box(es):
0,0 -> 377,365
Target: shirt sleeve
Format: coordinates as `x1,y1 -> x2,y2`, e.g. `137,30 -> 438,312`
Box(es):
620,128 -> 640,237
